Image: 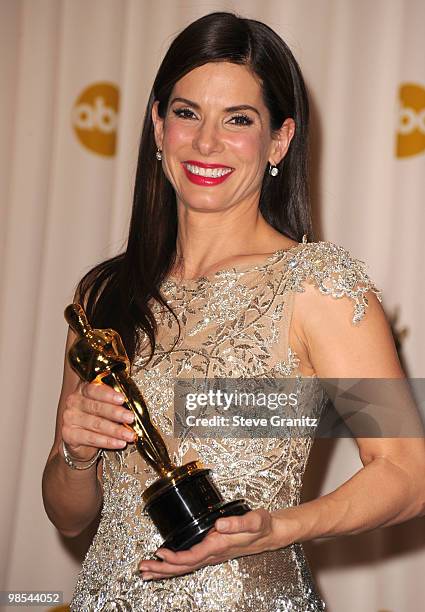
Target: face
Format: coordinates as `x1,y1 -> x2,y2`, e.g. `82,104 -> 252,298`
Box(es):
152,62 -> 294,213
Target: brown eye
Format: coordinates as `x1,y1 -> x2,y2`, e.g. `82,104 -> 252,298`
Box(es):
229,114 -> 253,126
173,108 -> 196,119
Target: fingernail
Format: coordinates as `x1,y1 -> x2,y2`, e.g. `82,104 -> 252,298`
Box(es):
142,573 -> 153,581
123,412 -> 134,423
139,565 -> 148,572
114,393 -> 125,403
217,520 -> 229,530
155,551 -> 165,560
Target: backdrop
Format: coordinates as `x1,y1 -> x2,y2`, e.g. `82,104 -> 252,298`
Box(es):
1,1 -> 424,611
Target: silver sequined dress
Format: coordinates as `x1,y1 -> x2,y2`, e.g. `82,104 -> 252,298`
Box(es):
70,239 -> 381,611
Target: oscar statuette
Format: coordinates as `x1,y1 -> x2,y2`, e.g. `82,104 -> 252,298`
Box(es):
64,303 -> 250,551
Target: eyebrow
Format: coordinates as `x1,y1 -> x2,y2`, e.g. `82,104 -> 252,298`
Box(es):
169,97 -> 261,118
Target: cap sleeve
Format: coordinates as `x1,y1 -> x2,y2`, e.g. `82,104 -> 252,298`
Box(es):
284,241 -> 382,325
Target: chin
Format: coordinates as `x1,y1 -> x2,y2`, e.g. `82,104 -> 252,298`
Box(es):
177,193 -> 229,211
182,201 -> 227,213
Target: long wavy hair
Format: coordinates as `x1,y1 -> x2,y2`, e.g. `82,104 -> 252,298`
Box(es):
76,11 -> 313,364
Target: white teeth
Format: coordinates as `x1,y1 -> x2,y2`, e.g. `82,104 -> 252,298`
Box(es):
184,163 -> 232,178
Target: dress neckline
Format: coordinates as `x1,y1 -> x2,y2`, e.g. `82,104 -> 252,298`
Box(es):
163,235 -> 308,290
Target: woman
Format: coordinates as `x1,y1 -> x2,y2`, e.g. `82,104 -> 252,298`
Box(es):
42,11 -> 425,611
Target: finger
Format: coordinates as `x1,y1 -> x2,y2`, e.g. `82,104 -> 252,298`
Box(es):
86,413 -> 136,443
154,531 -> 228,566
66,409 -> 135,444
77,393 -> 134,425
139,559 -> 194,577
64,424 -> 131,451
141,569 -> 190,581
215,510 -> 268,534
81,380 -> 125,405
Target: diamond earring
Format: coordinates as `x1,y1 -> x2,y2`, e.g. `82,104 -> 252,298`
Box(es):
155,148 -> 162,161
268,162 -> 279,177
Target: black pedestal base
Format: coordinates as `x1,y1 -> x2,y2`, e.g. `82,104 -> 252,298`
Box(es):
143,462 -> 251,552
163,498 -> 250,551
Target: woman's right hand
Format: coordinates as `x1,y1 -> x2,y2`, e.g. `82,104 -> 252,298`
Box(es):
61,381 -> 136,462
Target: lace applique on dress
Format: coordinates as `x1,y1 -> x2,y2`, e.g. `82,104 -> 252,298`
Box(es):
284,240 -> 382,324
274,346 -> 302,376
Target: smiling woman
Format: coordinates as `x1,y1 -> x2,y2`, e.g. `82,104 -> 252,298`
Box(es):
151,61 -> 296,234
41,10 -> 425,612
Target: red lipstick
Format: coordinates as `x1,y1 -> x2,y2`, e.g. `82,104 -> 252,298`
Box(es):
181,161 -> 234,186
184,160 -> 233,169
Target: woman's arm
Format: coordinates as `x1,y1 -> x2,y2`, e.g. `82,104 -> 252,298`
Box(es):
138,288 -> 425,578
270,436 -> 425,548
43,326 -> 136,537
278,285 -> 425,539
42,328 -> 104,538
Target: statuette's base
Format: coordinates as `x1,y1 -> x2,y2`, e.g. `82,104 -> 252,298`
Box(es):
163,499 -> 250,552
142,461 -> 250,552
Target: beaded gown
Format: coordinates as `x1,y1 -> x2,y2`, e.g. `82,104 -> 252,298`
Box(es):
70,239 -> 381,612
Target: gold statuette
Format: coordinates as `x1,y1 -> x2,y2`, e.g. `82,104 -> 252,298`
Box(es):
64,303 -> 250,550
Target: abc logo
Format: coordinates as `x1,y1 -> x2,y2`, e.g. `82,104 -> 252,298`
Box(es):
72,82 -> 119,157
396,83 -> 425,158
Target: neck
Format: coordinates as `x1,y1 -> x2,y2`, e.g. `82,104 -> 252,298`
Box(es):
172,196 -> 291,279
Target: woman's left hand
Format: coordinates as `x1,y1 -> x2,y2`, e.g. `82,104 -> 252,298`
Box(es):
138,508 -> 285,580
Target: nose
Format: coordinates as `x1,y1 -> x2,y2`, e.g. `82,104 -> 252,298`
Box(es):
192,118 -> 224,156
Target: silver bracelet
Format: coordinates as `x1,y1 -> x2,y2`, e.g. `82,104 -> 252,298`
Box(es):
61,440 -> 102,470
